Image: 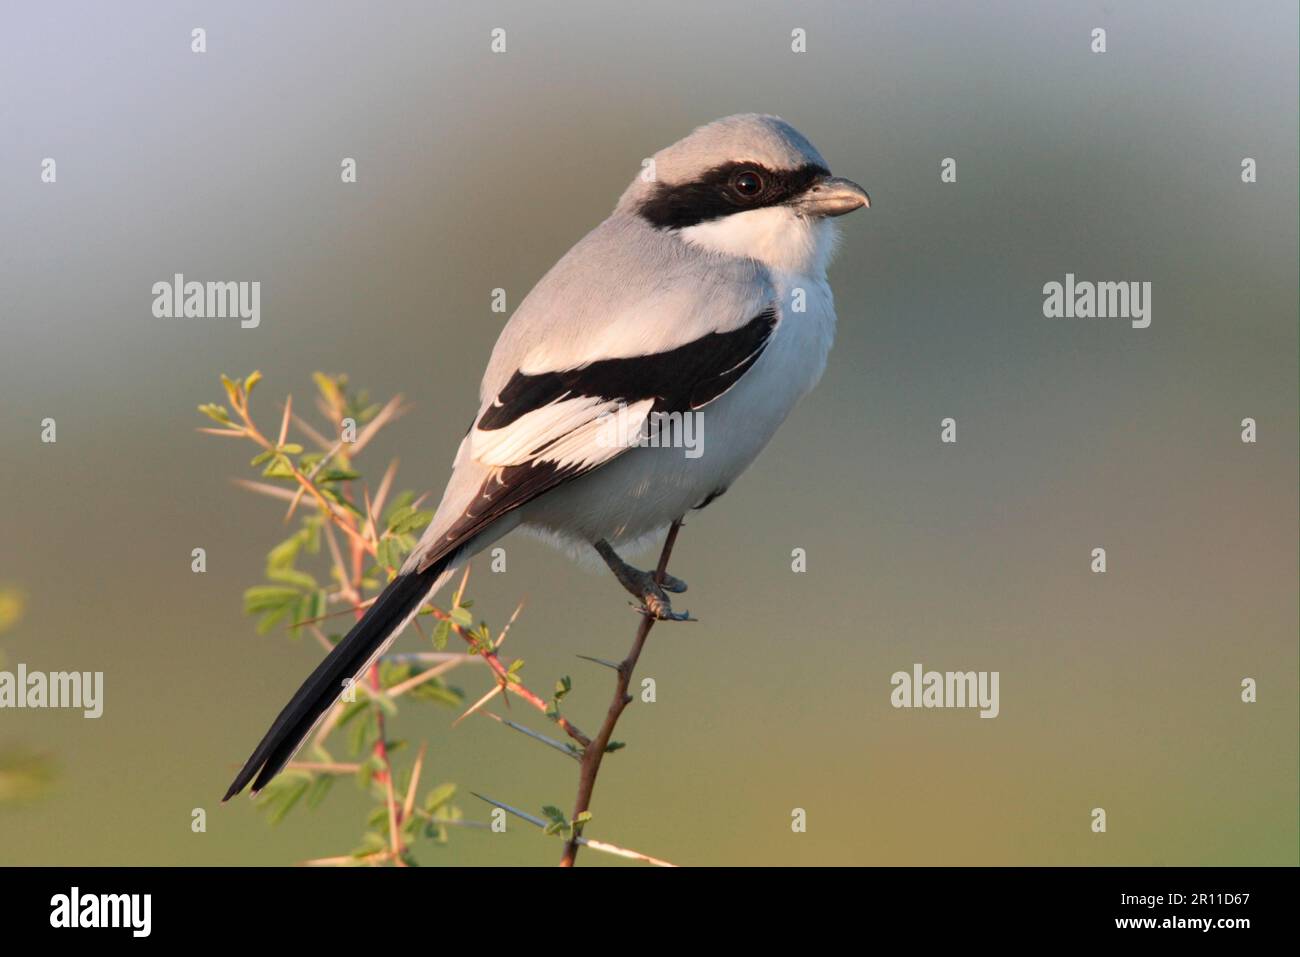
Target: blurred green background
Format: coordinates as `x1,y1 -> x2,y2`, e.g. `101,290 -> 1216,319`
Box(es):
0,1 -> 1295,865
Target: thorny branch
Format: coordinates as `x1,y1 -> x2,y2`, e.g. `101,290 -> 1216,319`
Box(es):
559,519 -> 684,867
209,372 -> 676,866
207,372 -> 530,864
475,793 -> 676,868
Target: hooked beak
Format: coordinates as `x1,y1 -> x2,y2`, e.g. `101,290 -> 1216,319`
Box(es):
795,175 -> 870,218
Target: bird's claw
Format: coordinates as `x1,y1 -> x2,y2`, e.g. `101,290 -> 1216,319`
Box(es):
629,591 -> 694,622
596,541 -> 692,620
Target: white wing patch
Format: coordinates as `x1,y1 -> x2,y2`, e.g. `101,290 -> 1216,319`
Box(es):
470,395 -> 656,471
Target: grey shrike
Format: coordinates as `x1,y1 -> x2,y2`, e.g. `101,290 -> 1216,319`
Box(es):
224,113 -> 868,799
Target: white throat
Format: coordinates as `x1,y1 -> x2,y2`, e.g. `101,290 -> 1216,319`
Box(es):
678,207 -> 839,277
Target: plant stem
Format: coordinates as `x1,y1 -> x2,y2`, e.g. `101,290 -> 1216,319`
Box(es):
559,519 -> 683,867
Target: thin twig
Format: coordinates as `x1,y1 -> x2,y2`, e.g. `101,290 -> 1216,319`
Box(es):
559,519 -> 684,867
452,683 -> 503,727
230,390 -> 373,554
381,652 -> 480,665
386,657 -> 468,699
427,605 -> 592,749
303,852 -> 389,867
402,744 -> 426,823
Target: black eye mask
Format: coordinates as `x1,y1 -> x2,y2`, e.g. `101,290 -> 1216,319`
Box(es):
637,161 -> 830,230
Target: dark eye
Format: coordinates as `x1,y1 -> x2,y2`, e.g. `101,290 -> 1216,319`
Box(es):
732,170 -> 763,197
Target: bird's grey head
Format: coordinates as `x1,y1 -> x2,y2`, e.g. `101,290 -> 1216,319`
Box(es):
617,114 -> 868,274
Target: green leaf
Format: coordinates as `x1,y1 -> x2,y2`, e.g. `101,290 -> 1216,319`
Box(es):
266,566 -> 317,591
321,487 -> 364,516
291,590 -> 325,629
254,603 -> 293,635
266,534 -> 303,570
302,518 -> 323,554
255,771 -> 312,825
379,661 -> 413,689
385,504 -> 432,535
261,455 -> 295,479
427,801 -> 460,843
375,538 -> 399,570
355,758 -> 375,792
198,403 -> 232,425
433,803 -> 463,823
313,372 -> 344,408
220,374 -> 240,406
243,585 -> 302,614
348,708 -> 378,756
304,774 -> 333,809
385,505 -> 415,531
423,782 -> 457,812
367,688 -> 398,716
350,830 -> 387,858
336,699 -> 368,728
401,809 -> 421,839
382,491 -> 415,526
408,681 -> 462,707
424,821 -> 448,843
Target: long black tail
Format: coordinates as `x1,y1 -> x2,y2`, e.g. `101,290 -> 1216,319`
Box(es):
223,557 -> 450,800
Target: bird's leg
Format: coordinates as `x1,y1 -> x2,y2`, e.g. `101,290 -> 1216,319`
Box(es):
593,539 -> 691,621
